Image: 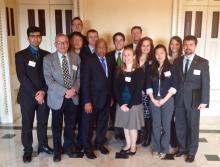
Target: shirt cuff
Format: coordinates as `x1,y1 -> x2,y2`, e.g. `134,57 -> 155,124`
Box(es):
168,87 -> 177,94
146,88 -> 153,95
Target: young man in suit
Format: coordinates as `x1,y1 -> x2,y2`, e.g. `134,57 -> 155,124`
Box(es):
80,29 -> 99,62
43,34 -> 81,162
107,32 -> 125,140
71,17 -> 88,47
126,26 -> 142,50
174,35 -> 210,162
15,26 -> 53,163
81,39 -> 113,159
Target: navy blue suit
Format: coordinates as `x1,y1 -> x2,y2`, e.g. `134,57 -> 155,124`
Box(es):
81,54 -> 113,151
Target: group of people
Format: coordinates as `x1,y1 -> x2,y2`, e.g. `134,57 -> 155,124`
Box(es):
15,17 -> 210,163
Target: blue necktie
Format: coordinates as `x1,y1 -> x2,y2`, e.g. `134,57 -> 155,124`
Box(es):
184,59 -> 189,78
100,57 -> 107,77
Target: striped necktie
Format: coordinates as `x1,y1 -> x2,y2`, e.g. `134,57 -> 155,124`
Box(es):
62,55 -> 72,89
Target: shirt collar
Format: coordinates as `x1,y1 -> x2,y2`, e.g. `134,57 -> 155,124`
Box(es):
57,52 -> 68,59
28,45 -> 39,55
88,45 -> 95,53
184,53 -> 195,62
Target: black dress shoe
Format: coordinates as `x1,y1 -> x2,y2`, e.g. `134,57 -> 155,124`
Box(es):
23,152 -> 32,163
161,154 -> 175,160
185,155 -> 195,163
53,154 -> 61,162
120,148 -> 130,154
65,150 -> 84,158
175,151 -> 185,157
38,145 -> 53,155
85,151 -> 97,159
98,146 -> 109,155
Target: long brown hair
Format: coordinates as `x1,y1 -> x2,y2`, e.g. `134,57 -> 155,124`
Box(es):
168,36 -> 183,57
117,47 -> 139,75
135,36 -> 154,63
151,44 -> 171,81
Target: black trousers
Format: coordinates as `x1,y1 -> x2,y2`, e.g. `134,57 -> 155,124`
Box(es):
20,96 -> 50,154
82,103 -> 109,152
170,113 -> 178,148
51,98 -> 77,155
175,106 -> 200,155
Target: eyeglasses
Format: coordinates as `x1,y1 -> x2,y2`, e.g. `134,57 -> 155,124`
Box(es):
55,41 -> 69,46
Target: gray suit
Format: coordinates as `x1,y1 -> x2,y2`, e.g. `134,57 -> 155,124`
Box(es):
174,55 -> 210,156
43,51 -> 80,110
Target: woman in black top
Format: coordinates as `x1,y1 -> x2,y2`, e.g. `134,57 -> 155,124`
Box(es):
114,47 -> 145,155
136,36 -> 154,146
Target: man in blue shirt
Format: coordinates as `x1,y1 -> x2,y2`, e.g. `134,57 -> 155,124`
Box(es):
15,26 -> 53,163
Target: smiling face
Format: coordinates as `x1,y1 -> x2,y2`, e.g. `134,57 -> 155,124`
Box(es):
71,19 -> 83,32
55,35 -> 69,54
95,40 -> 107,57
183,40 -> 196,56
170,39 -> 181,55
70,35 -> 83,50
122,49 -> 135,66
141,40 -> 151,55
155,47 -> 166,65
131,28 -> 142,43
114,35 -> 125,50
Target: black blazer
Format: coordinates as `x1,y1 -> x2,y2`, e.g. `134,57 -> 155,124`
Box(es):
174,55 -> 210,108
81,54 -> 113,108
80,46 -> 95,63
15,47 -> 50,103
107,50 -> 117,70
125,43 -> 134,49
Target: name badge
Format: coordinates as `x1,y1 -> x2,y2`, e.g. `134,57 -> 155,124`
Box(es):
72,65 -> 78,71
193,69 -> 201,75
125,77 -> 131,82
164,71 -> 171,77
28,61 -> 36,67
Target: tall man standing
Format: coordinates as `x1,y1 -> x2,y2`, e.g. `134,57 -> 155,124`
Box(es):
174,35 -> 210,163
15,26 -> 53,163
81,39 -> 113,159
43,34 -> 80,162
126,26 -> 142,50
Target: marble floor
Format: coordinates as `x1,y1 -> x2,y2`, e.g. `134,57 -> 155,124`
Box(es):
0,117 -> 220,167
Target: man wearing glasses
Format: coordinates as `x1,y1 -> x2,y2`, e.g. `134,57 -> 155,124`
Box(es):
15,26 -> 53,163
43,33 -> 80,162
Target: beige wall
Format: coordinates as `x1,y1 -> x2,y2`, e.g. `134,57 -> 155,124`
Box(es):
81,0 -> 173,50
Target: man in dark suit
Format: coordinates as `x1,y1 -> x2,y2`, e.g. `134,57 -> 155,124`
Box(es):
174,35 -> 210,163
80,29 -> 99,62
107,32 -> 125,140
81,39 -> 113,159
126,26 -> 142,50
15,26 -> 53,163
71,17 -> 88,47
43,34 -> 81,162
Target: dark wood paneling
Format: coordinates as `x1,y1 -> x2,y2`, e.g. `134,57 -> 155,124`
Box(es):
211,11 -> 219,38
55,10 -> 63,34
65,10 -> 72,35
195,11 -> 203,38
38,9 -> 46,36
184,11 -> 192,37
28,9 -> 35,27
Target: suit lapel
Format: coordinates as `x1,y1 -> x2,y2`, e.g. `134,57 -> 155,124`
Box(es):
68,52 -> 74,80
94,55 -> 107,78
53,52 -> 63,78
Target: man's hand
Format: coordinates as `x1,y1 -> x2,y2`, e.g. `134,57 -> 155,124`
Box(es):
198,103 -> 207,110
35,90 -> 45,105
65,88 -> 77,98
85,103 -> 93,113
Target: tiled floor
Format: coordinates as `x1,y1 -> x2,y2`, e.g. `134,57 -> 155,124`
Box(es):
0,117 -> 220,167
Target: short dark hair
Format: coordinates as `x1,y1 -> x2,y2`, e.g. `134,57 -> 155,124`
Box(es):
131,26 -> 142,33
183,35 -> 198,45
71,17 -> 83,25
86,29 -> 98,37
68,32 -> 84,40
27,26 -> 41,36
112,32 -> 125,42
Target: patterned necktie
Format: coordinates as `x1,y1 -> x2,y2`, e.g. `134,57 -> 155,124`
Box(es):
184,58 -> 189,78
62,55 -> 72,89
100,57 -> 107,77
116,52 -> 122,66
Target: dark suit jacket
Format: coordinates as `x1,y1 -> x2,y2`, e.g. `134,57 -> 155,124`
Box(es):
107,50 -> 117,70
80,46 -> 95,63
174,55 -> 210,108
81,54 -> 113,109
15,47 -> 50,103
125,43 -> 134,49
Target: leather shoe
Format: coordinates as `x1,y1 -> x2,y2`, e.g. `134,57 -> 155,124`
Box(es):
120,148 -> 130,154
97,146 -> 109,155
23,152 -> 32,163
185,155 -> 195,163
175,151 -> 185,157
53,154 -> 61,162
65,150 -> 84,158
38,145 -> 53,155
85,151 -> 97,159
